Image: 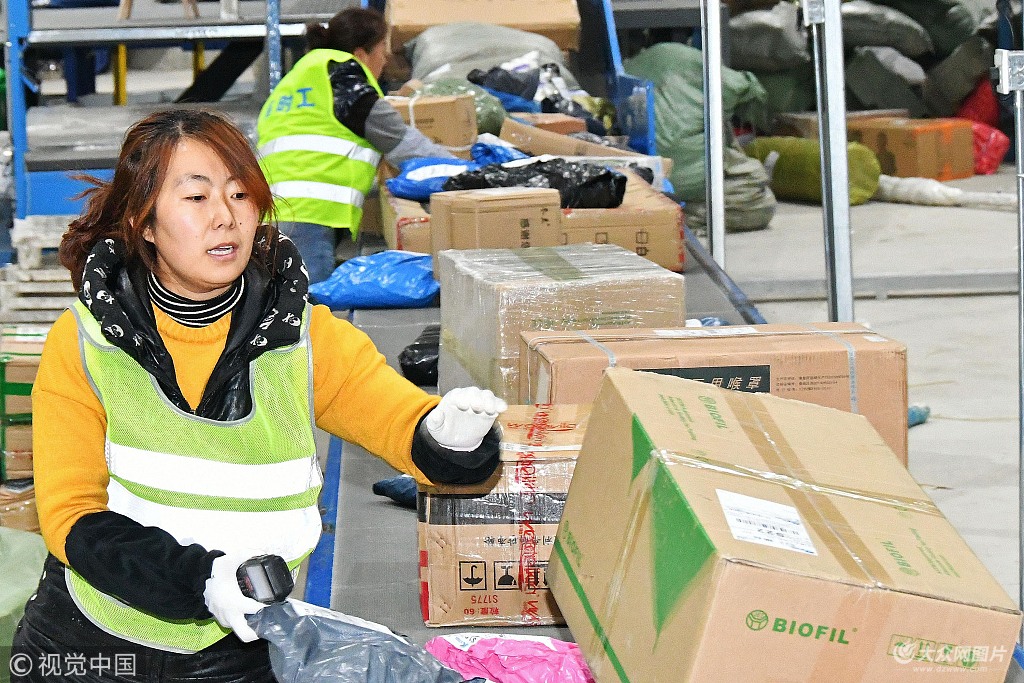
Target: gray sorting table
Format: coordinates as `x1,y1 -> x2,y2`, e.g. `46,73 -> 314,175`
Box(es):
325,233 -> 764,646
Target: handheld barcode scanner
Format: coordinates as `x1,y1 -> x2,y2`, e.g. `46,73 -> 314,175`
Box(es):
237,554 -> 294,604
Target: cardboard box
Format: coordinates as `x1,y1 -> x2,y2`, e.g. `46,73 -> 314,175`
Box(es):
357,186 -> 383,237
550,368 -> 1021,682
772,109 -> 910,138
384,170 -> 684,270
430,187 -> 562,257
1,325 -> 47,416
511,113 -> 587,136
418,403 -> 589,627
379,184 -> 431,254
519,323 -> 908,464
438,243 -> 686,402
387,0 -> 581,52
561,169 -> 684,272
0,483 -> 39,532
847,117 -> 974,181
2,424 -> 32,479
501,118 -> 643,160
385,94 -> 477,158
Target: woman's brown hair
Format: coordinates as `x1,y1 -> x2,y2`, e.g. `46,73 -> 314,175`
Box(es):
305,7 -> 388,54
59,108 -> 277,289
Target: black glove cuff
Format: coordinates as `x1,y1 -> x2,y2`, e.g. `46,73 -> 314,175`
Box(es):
411,415 -> 502,485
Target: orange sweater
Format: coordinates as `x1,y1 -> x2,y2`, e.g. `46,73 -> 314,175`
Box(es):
32,304 -> 440,563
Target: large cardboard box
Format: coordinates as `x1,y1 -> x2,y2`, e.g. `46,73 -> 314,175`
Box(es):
519,323 -> 908,464
379,184 -> 431,254
772,109 -> 910,138
561,170 -> 684,272
387,0 -> 581,52
501,118 -> 642,160
550,369 -> 1021,682
0,482 -> 39,532
384,171 -> 684,270
2,424 -> 32,479
418,403 -> 589,627
847,117 -> 974,181
385,94 -> 477,158
511,113 -> 587,136
430,187 -> 562,256
438,244 -> 685,402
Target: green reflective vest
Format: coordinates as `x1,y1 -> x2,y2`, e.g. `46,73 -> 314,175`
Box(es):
66,300 -> 321,653
257,49 -> 384,233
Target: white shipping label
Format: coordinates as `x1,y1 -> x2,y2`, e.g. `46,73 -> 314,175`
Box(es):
716,489 -> 817,555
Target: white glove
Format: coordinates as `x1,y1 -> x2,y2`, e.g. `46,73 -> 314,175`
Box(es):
425,387 -> 507,451
203,553 -> 267,643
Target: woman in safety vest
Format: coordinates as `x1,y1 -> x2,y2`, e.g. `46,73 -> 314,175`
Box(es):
258,7 -> 455,284
11,108 -> 503,682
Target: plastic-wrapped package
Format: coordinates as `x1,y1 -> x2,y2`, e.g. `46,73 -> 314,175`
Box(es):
398,323 -> 440,386
425,633 -> 595,683
970,121 -> 1010,176
437,244 -> 686,401
728,2 -> 810,73
744,136 -> 880,206
250,600 -> 473,682
385,157 -> 481,202
419,405 -> 589,627
442,158 -> 627,209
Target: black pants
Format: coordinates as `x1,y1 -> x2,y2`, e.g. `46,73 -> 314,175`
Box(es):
11,555 -> 277,682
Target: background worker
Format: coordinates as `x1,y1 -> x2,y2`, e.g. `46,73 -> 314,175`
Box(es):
12,108 -> 503,682
258,7 -> 455,284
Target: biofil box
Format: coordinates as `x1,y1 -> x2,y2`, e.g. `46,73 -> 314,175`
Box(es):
418,403 -> 589,626
519,322 -> 909,464
549,368 -> 1020,682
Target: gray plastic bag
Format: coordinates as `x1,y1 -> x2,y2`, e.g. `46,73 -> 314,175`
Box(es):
250,600 -> 472,683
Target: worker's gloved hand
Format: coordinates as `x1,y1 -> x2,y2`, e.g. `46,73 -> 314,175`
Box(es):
203,553 -> 267,643
425,387 -> 507,451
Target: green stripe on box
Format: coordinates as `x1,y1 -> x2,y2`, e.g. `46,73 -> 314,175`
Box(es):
553,539 -> 631,683
513,247 -> 586,281
632,415 -> 656,481
650,458 -> 715,637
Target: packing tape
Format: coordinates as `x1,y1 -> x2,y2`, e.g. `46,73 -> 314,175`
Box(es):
576,331 -> 617,367
721,391 -> 898,588
805,323 -> 860,414
405,93 -> 419,131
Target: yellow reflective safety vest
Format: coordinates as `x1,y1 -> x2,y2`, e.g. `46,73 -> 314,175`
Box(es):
257,49 -> 383,233
65,300 -> 322,653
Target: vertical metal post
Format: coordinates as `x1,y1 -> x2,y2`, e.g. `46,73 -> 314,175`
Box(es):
700,0 -> 726,268
1016,86 -> 1024,640
113,44 -> 128,106
220,0 -> 239,21
804,0 -> 854,322
6,0 -> 31,219
266,0 -> 282,90
993,43 -> 1024,640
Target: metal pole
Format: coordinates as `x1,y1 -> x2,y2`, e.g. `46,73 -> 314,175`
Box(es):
700,0 -> 726,268
804,0 -> 854,322
220,0 -> 239,21
1016,86 -> 1024,641
266,0 -> 282,90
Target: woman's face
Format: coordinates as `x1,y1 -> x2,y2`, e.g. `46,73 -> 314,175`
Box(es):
143,138 -> 259,300
354,38 -> 390,81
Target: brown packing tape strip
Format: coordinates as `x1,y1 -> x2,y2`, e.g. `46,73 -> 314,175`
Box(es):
721,392 -> 898,590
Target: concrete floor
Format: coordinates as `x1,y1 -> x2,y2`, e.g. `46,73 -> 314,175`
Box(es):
724,164 -> 1022,601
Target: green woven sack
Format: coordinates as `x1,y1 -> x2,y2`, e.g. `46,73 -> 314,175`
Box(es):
416,78 -> 506,136
744,136 -> 881,205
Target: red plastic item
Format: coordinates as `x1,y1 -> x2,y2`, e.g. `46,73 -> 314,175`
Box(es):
957,78 -> 1000,128
970,121 -> 1010,175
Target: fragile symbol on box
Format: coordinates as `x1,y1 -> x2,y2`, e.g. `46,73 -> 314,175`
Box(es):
459,561 -> 487,591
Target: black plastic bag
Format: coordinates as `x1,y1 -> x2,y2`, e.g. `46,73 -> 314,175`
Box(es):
398,324 -> 440,387
441,158 -> 627,209
467,66 -> 540,100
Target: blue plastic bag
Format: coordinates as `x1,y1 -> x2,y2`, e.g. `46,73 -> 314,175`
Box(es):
309,251 -> 439,310
470,141 -> 529,166
385,157 -> 479,202
482,86 -> 541,113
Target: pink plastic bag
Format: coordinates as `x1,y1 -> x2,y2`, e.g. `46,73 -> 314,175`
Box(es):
425,633 -> 595,683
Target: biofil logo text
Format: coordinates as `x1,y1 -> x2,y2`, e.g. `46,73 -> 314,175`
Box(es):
745,610 -> 854,645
